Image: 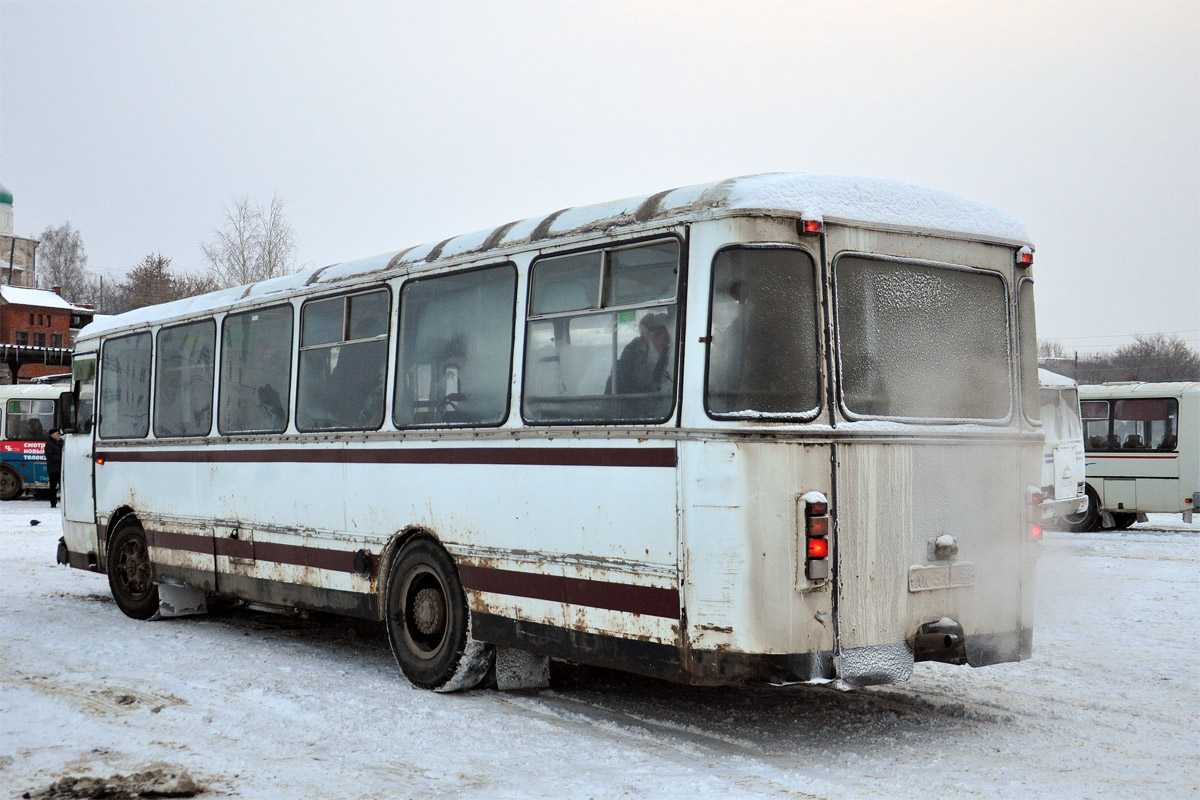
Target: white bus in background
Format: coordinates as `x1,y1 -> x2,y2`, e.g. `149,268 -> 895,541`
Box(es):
1037,369 -> 1088,526
56,173 -> 1043,692
0,384 -> 66,501
1067,381 -> 1199,531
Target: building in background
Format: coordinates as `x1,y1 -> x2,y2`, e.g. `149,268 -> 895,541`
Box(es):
0,178 -> 38,289
0,174 -> 95,381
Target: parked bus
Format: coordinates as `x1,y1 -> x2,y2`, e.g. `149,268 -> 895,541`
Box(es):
1066,381 -> 1199,531
1038,369 -> 1088,526
57,173 -> 1043,691
0,384 -> 66,501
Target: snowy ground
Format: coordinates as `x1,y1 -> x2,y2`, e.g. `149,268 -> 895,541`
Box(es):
2,501 -> 1197,799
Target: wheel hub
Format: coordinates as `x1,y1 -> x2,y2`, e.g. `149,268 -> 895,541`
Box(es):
412,587 -> 446,636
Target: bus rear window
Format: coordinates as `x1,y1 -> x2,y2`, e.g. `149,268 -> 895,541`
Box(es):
835,256 -> 1011,421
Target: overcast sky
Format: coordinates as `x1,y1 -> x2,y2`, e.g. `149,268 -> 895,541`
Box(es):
1,0 -> 1196,352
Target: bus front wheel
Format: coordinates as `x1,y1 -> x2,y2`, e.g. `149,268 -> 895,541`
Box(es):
385,537 -> 493,692
107,520 -> 160,620
0,466 -> 22,501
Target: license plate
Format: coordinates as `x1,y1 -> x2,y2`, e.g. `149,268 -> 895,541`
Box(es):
909,562 -> 976,593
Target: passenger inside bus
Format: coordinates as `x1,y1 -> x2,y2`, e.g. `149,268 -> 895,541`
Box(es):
612,313 -> 673,395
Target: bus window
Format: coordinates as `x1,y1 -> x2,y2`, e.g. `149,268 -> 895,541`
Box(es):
99,332 -> 152,439
297,288 -> 389,431
523,240 -> 679,424
219,305 -> 293,435
72,355 -> 97,434
706,247 -> 821,418
1113,398 -> 1178,451
154,319 -> 215,438
395,265 -> 516,427
1081,400 -> 1111,449
5,398 -> 55,441
836,257 -> 1010,421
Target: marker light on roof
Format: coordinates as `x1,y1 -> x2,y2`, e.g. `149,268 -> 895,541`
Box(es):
800,219 -> 824,234
1016,246 -> 1034,266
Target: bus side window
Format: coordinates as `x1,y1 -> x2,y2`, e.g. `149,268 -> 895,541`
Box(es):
297,288 -> 389,431
706,247 -> 821,418
1080,400 -> 1110,450
98,332 -> 153,440
219,305 -> 293,435
522,240 -> 680,424
395,265 -> 517,428
155,319 -> 215,438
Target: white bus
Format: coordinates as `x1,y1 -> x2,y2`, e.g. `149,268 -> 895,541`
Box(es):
57,173 -> 1043,692
0,384 -> 68,501
1067,381 -> 1199,530
1038,369 -> 1088,526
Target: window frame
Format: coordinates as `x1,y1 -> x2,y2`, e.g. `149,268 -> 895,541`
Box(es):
521,234 -> 685,427
1083,396 -> 1180,452
217,302 -> 295,436
153,318 -> 217,439
98,330 -> 153,440
295,285 -> 392,433
831,252 -> 1015,425
1017,277 -> 1041,427
702,242 -> 823,422
393,262 -> 518,430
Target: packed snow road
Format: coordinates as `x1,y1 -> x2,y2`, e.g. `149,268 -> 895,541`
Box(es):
2,500 -> 1196,799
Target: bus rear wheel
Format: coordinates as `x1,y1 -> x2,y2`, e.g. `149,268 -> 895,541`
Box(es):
385,537 -> 492,692
1063,485 -> 1101,533
0,466 -> 22,501
107,520 -> 160,620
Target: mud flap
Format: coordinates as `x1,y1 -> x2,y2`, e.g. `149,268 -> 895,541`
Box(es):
833,641 -> 914,688
494,647 -> 550,691
157,584 -> 208,618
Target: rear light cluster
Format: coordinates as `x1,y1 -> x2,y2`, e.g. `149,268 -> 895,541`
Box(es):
1028,487 -> 1044,542
803,494 -> 830,580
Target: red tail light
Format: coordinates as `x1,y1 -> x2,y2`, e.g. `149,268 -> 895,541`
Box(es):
1031,524 -> 1043,542
803,494 -> 830,580
800,219 -> 824,234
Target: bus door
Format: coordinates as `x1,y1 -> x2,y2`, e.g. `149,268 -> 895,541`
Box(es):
63,355 -> 100,555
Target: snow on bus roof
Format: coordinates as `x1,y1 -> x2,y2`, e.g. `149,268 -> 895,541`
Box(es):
1039,369 -> 1078,389
81,173 -> 1031,339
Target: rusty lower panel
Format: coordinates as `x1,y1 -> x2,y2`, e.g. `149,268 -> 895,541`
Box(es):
471,612 -> 836,686
162,565 -> 377,620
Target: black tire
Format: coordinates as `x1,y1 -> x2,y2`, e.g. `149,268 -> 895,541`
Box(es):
385,537 -> 492,692
0,466 -> 22,501
107,519 -> 160,620
1063,485 -> 1101,533
1110,512 -> 1137,530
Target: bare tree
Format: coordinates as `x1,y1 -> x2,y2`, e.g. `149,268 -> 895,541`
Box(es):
201,195 -> 297,288
1038,339 -> 1067,360
114,253 -> 217,313
35,222 -> 90,300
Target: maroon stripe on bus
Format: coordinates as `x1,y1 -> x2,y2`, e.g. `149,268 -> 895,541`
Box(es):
458,564 -> 679,619
212,537 -> 254,560
96,446 -> 676,469
151,531 -> 357,573
252,541 -> 357,573
146,529 -> 213,556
